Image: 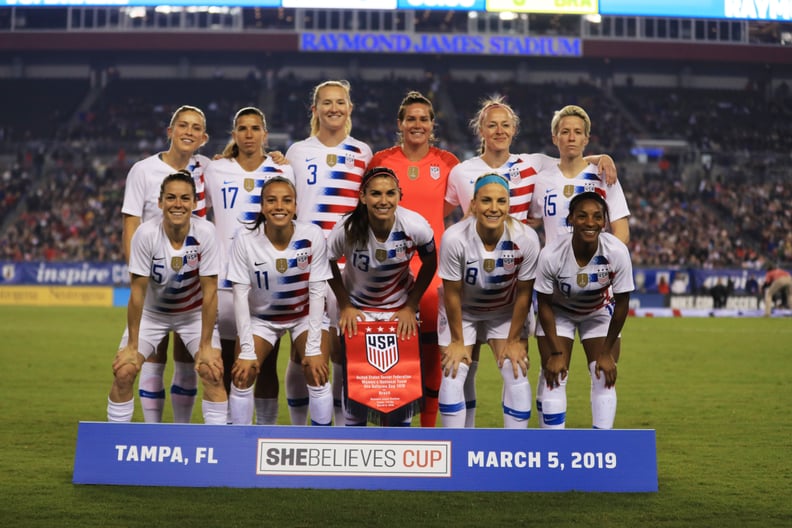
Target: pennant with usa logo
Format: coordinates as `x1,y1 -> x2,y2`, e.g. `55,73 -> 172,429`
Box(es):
345,321 -> 423,425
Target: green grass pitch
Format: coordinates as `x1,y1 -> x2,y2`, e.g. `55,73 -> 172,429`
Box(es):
1,306 -> 790,527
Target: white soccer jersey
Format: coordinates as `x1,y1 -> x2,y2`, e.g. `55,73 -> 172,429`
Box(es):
445,153 -> 555,222
439,216 -> 540,315
128,216 -> 219,315
327,207 -> 435,311
203,156 -> 295,286
121,153 -> 210,221
534,232 -> 634,316
286,135 -> 373,237
529,164 -> 630,245
226,220 -> 331,323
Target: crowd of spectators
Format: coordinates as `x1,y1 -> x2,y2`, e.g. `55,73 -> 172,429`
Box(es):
1,74 -> 790,269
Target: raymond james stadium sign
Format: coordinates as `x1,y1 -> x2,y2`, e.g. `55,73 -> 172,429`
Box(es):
300,32 -> 582,57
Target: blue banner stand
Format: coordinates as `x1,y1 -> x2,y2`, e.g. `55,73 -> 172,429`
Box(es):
73,422 -> 657,492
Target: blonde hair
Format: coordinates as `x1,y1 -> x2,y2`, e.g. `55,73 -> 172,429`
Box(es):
310,80 -> 353,137
221,107 -> 267,159
468,95 -> 519,154
551,105 -> 591,137
169,105 -> 206,129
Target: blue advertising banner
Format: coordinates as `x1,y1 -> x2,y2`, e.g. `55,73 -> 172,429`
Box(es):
0,261 -> 129,286
599,0 -> 792,21
74,422 -> 657,492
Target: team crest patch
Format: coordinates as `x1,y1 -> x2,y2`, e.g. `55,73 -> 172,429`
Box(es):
563,185 -> 575,198
585,182 -> 596,192
509,165 -> 521,183
483,259 -> 496,273
395,242 -> 406,260
597,268 -> 609,284
171,257 -> 183,271
577,273 -> 589,287
502,252 -> 515,273
185,249 -> 198,268
375,249 -> 388,262
326,154 -> 337,167
430,165 -> 440,180
366,332 -> 399,373
296,249 -> 310,270
344,154 -> 355,168
244,178 -> 255,193
276,258 -> 288,273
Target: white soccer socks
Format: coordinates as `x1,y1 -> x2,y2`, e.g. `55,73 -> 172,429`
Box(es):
589,361 -> 617,429
138,362 -> 166,422
170,361 -> 197,423
439,362 -> 469,428
286,359 -> 309,425
500,360 -> 531,429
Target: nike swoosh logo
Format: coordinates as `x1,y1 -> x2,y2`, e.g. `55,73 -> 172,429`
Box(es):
466,259 -> 478,265
223,180 -> 235,185
153,257 -> 165,261
305,157 -> 316,163
255,261 -> 267,266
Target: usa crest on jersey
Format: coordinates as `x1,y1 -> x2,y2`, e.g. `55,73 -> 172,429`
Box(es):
597,267 -> 610,284
296,248 -> 310,270
509,165 -> 521,183
344,154 -> 355,169
395,241 -> 406,260
502,251 -> 515,273
430,165 -> 440,180
185,248 -> 199,269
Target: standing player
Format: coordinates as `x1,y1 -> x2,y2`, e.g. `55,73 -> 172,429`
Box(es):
204,106 -> 295,425
368,90 -> 459,427
286,80 -> 373,425
108,171 -> 227,425
534,192 -> 633,429
437,174 -> 540,429
529,105 -> 630,425
226,177 -> 333,426
120,105 -> 210,423
327,166 -> 437,426
530,104 -> 629,246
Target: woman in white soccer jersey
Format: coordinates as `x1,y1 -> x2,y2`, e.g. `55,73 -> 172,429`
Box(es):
437,174 -> 541,429
327,166 -> 437,426
286,80 -> 373,425
120,105 -> 211,423
108,171 -> 227,425
530,104 -> 630,246
443,96 -> 615,427
204,106 -> 295,425
529,104 -> 630,426
225,177 -> 334,426
534,191 -> 634,430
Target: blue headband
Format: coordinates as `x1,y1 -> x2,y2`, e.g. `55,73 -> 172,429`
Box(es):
474,174 -> 509,195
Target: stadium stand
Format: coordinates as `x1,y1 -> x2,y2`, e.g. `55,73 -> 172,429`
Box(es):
1,8 -> 791,268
